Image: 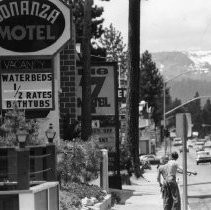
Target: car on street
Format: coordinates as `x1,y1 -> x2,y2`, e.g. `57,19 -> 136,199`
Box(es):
139,154 -> 160,165
194,141 -> 205,152
179,146 -> 189,153
198,138 -> 207,143
187,139 -> 195,148
203,141 -> 211,150
196,151 -> 211,165
196,145 -> 204,152
173,137 -> 182,146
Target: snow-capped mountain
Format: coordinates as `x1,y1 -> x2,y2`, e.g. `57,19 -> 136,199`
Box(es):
152,50 -> 211,105
185,50 -> 211,73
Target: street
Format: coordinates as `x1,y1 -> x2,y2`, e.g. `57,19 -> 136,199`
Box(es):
171,145 -> 211,209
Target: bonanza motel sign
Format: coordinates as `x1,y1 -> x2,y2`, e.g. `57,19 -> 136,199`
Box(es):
0,0 -> 71,56
0,0 -> 71,110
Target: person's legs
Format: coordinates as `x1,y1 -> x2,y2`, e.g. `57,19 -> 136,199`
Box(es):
169,181 -> 181,210
162,182 -> 173,210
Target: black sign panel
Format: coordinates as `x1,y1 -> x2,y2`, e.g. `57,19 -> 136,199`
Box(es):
0,0 -> 65,52
0,58 -> 52,71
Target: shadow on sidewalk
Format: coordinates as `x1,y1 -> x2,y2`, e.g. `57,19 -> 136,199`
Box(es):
109,188 -> 134,205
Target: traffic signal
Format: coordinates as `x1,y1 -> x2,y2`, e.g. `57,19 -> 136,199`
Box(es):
164,128 -> 170,137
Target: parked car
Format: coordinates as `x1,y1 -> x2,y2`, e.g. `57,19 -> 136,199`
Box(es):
196,145 -> 204,152
196,151 -> 211,165
179,146 -> 189,153
194,141 -> 204,151
187,139 -> 195,148
198,138 -> 207,143
204,141 -> 211,149
139,154 -> 160,165
173,137 -> 182,146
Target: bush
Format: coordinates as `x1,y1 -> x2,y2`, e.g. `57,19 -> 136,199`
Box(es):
61,182 -> 106,201
57,137 -> 101,183
0,103 -> 42,146
59,190 -> 81,210
120,143 -> 133,175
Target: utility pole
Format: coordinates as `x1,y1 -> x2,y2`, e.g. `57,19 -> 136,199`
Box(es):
81,0 -> 93,141
126,0 -> 142,178
163,81 -> 167,155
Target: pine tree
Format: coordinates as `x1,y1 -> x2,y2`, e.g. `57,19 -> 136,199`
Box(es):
66,0 -> 109,42
166,98 -> 184,128
202,99 -> 211,136
65,0 -> 110,60
202,99 -> 211,123
140,51 -> 165,126
99,24 -> 127,73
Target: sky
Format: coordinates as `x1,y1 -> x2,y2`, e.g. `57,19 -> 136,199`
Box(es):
95,0 -> 211,52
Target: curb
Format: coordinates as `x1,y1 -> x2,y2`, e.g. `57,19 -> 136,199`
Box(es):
82,194 -> 111,210
188,194 -> 211,199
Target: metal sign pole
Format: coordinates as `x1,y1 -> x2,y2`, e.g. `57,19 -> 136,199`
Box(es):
182,114 -> 188,210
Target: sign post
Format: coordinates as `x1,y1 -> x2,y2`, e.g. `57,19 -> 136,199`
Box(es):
176,113 -> 188,210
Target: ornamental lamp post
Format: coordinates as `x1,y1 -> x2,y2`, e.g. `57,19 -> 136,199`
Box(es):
45,123 -> 56,143
16,128 -> 28,148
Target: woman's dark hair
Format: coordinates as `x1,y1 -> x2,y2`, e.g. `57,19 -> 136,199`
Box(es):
171,151 -> 179,160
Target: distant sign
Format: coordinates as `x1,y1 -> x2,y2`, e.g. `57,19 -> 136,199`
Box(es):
0,57 -> 54,110
92,127 -> 116,152
0,0 -> 71,55
118,88 -> 126,102
92,120 -> 100,128
76,63 -> 117,116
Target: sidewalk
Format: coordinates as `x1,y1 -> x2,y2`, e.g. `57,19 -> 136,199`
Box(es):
111,165 -> 163,210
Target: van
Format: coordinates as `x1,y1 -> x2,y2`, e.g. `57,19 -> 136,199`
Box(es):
173,137 -> 182,146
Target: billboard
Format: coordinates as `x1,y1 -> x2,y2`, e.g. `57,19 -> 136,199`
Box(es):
0,57 -> 54,110
0,0 -> 71,56
76,63 -> 117,116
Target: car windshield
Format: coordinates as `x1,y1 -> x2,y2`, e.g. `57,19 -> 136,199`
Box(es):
196,142 -> 204,145
197,151 -> 210,156
146,155 -> 154,158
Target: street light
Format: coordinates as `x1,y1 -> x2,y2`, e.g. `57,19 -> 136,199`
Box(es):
45,123 -> 56,143
163,69 -> 205,155
16,128 -> 28,148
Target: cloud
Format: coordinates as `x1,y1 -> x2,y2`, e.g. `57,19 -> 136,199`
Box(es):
95,0 -> 211,52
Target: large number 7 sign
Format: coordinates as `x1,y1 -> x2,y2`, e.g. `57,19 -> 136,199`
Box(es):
79,76 -> 106,113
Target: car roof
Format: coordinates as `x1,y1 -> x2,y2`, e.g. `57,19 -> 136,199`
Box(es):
197,151 -> 209,154
196,142 -> 204,144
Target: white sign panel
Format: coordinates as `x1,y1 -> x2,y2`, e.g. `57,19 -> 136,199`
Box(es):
1,72 -> 53,109
92,120 -> 100,128
76,64 -> 116,116
92,127 -> 116,152
176,113 -> 192,138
